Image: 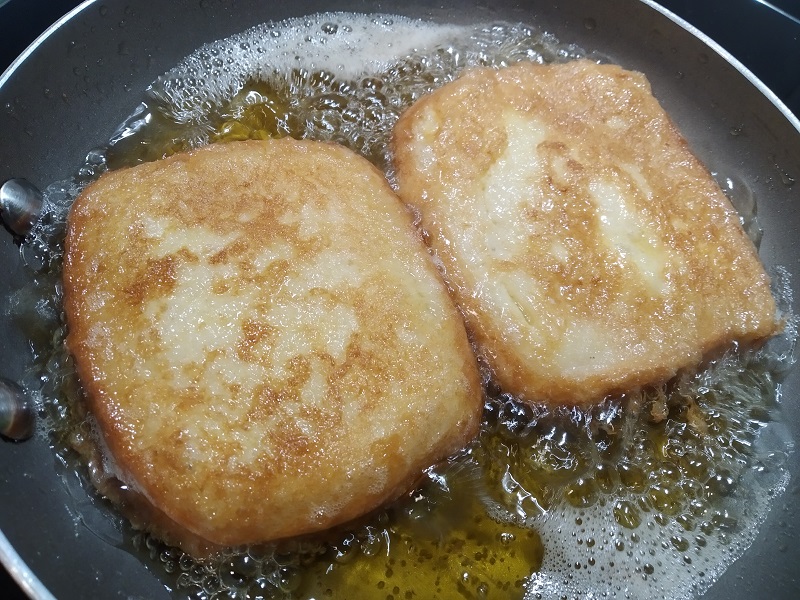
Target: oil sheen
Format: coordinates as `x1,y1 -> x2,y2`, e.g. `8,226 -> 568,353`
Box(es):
11,12 -> 798,600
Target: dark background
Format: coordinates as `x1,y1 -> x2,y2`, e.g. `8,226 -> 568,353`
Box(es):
1,0 -> 798,598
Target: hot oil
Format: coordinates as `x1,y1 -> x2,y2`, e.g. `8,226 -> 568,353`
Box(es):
103,15 -> 587,173
10,12 -> 798,600
133,459 -> 544,599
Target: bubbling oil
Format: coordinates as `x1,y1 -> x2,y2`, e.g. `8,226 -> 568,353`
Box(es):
10,11 -> 798,600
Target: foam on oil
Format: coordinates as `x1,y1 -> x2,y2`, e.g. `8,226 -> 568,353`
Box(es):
8,11 -> 797,600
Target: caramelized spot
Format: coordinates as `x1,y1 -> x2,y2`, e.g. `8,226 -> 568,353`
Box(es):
124,255 -> 178,304
237,319 -> 277,361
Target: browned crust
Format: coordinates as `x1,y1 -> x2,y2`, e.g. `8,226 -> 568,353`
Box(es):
392,60 -> 779,405
63,138 -> 482,551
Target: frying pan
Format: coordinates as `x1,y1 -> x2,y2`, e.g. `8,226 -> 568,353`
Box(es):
1,0 -> 799,598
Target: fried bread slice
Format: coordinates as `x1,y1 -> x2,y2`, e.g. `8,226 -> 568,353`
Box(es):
392,59 -> 780,406
63,138 -> 482,553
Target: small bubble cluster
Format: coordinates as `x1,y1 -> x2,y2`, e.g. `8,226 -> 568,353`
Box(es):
480,328 -> 795,600
6,12 -> 798,600
126,459 -> 542,600
103,15 -> 590,173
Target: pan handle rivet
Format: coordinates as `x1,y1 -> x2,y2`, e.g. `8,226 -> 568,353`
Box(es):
0,178 -> 44,237
0,377 -> 36,442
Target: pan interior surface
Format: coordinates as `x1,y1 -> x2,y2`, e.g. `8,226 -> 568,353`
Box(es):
1,1 -> 799,599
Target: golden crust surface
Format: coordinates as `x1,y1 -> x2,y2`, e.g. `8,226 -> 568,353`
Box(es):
63,138 -> 482,551
392,59 -> 779,405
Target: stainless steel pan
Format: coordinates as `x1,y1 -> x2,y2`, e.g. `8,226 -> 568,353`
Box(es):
1,1 -> 799,598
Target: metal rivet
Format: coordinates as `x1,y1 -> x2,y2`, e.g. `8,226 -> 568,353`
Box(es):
0,377 -> 36,441
0,178 -> 44,237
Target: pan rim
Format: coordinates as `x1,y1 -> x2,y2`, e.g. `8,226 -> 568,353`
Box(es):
1,530 -> 54,600
0,0 -> 95,88
640,0 -> 800,132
